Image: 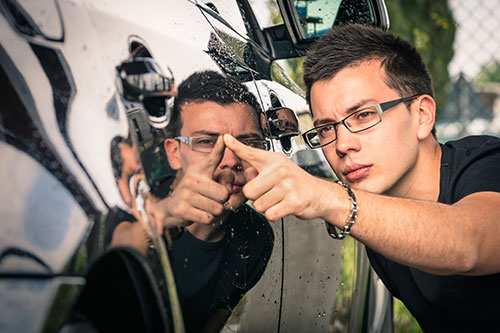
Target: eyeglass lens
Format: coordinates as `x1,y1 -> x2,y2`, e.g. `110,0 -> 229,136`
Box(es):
307,107 -> 381,147
187,136 -> 268,153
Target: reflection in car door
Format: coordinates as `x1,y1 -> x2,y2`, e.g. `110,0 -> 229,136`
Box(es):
197,1 -> 354,331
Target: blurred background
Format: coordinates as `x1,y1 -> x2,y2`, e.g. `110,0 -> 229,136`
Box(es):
253,0 -> 500,331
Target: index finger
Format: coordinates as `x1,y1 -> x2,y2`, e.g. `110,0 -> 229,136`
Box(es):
223,134 -> 270,172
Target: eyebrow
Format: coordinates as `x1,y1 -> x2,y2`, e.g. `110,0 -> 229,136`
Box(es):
189,130 -> 262,139
313,98 -> 378,126
190,130 -> 220,137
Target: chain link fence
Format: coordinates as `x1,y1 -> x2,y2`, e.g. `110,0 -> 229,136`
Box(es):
438,0 -> 500,140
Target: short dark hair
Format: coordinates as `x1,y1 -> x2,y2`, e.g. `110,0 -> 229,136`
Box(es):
304,24 -> 435,107
110,135 -> 132,182
165,70 -> 262,137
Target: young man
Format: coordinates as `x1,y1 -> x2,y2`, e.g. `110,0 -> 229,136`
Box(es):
155,70 -> 274,332
223,24 -> 500,331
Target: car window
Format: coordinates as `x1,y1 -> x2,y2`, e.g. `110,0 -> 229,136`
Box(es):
248,0 -> 282,27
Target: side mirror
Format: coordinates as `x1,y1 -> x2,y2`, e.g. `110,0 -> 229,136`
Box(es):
268,0 -> 389,59
261,107 -> 299,139
261,107 -> 299,154
116,58 -> 176,128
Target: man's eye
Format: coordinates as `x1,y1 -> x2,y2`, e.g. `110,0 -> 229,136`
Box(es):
354,110 -> 378,121
195,138 -> 217,146
242,140 -> 262,148
318,125 -> 335,137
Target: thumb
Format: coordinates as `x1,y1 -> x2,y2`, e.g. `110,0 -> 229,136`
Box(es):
197,135 -> 225,175
223,134 -> 267,172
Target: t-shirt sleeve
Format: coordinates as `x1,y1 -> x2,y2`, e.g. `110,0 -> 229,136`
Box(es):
453,140 -> 500,198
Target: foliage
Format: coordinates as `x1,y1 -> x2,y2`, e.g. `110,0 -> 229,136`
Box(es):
475,60 -> 500,84
385,0 -> 456,115
393,298 -> 422,333
331,236 -> 356,332
283,57 -> 306,91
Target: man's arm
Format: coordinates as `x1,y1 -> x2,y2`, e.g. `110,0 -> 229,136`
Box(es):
223,134 -> 500,277
336,190 -> 500,276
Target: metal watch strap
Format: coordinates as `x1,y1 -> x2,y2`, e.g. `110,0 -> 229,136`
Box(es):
325,180 -> 359,240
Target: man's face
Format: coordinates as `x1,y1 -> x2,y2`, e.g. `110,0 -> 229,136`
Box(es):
167,101 -> 262,209
310,60 -> 421,196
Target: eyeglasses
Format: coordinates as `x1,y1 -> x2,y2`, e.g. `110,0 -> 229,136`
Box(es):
175,136 -> 270,154
302,95 -> 420,149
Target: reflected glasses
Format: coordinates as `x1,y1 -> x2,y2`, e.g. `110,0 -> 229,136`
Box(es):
175,136 -> 270,154
302,95 -> 420,149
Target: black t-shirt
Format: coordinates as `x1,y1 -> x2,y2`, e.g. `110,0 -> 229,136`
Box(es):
366,135 -> 500,332
169,204 -> 274,333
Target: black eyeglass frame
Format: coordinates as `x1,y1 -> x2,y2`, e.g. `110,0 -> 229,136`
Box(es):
302,95 -> 421,149
175,136 -> 271,154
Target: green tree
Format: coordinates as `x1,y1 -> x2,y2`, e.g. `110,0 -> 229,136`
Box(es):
385,0 -> 456,115
475,60 -> 500,84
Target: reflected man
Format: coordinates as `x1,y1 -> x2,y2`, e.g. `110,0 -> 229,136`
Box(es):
156,70 -> 274,332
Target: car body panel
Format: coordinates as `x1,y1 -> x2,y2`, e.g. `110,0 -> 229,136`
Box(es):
0,0 -> 392,331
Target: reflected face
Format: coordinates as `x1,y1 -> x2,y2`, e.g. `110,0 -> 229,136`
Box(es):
310,60 -> 420,195
167,101 -> 262,209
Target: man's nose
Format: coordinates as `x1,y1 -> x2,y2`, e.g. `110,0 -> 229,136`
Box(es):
218,147 -> 243,171
335,124 -> 361,157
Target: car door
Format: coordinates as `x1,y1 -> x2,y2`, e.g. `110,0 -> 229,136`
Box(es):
0,0 -> 391,331
0,0 -> 266,331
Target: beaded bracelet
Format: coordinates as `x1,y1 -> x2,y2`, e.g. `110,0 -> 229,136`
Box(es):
325,180 -> 359,240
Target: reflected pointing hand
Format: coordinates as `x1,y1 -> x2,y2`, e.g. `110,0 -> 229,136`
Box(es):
148,136 -> 231,229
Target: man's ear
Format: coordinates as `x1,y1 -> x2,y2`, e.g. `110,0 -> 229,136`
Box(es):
165,138 -> 181,170
414,94 -> 436,140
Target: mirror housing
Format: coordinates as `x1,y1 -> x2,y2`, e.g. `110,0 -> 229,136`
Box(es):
261,107 -> 299,139
116,57 -> 175,102
268,0 -> 389,59
261,107 -> 299,154
116,58 -> 176,128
